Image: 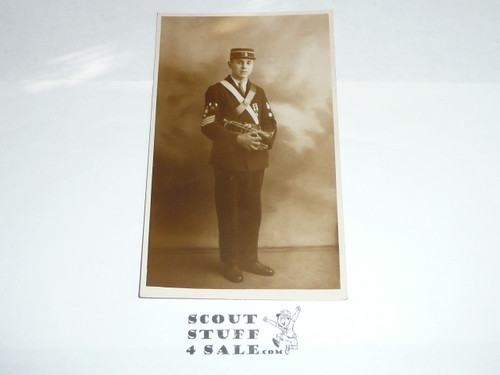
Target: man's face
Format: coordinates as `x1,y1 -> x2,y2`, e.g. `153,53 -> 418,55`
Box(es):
228,58 -> 254,80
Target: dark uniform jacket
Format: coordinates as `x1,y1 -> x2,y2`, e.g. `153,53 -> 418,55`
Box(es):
201,75 -> 277,171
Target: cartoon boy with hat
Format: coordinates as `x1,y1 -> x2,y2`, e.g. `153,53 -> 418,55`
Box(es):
263,306 -> 301,354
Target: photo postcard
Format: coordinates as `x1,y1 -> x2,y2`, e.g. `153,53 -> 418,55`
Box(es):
139,11 -> 346,300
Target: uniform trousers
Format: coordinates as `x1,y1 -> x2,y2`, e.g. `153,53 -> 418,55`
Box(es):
214,168 -> 264,265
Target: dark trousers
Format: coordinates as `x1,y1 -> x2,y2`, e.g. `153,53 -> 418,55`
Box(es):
214,168 -> 264,265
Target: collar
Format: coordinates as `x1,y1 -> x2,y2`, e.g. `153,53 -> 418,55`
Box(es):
229,75 -> 248,88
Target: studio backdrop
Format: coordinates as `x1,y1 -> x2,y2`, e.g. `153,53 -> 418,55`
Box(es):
148,14 -> 339,250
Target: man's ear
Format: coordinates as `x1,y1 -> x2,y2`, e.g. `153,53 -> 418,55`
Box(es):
227,60 -> 232,69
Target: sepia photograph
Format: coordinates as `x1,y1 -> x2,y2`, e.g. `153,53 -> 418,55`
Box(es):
140,12 -> 346,299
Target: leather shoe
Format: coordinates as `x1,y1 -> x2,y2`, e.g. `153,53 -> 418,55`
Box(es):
222,263 -> 243,283
241,261 -> 275,276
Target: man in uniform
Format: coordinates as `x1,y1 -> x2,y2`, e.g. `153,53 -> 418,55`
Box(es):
201,48 -> 277,283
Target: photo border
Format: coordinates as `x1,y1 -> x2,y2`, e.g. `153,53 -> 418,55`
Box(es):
139,11 -> 347,300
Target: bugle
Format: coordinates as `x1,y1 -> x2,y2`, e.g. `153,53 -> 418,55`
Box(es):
223,120 -> 275,147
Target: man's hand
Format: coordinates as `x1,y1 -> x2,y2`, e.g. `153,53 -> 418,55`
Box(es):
236,132 -> 268,151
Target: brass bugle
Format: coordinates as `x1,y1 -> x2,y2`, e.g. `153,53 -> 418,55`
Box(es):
223,120 -> 275,145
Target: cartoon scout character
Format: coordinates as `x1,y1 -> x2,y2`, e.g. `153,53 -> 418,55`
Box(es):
263,306 -> 301,354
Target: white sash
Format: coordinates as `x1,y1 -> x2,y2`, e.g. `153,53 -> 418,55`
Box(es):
219,80 -> 259,124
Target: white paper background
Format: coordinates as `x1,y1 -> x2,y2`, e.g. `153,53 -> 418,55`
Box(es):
1,1 -> 499,374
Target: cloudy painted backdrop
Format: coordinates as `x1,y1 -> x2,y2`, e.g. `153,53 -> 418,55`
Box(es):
148,13 -> 339,249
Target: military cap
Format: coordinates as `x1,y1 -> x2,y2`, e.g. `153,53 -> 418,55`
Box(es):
230,48 -> 256,60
